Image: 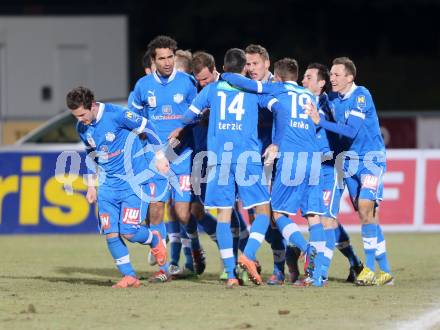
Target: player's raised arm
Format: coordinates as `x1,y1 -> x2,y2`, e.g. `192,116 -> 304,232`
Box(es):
76,124 -> 99,203
168,84 -> 211,141
258,94 -> 288,147
306,100 -> 363,139
221,72 -> 275,94
118,110 -> 169,173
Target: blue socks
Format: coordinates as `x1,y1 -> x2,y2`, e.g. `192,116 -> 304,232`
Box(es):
376,225 -> 391,273
308,223 -> 326,279
275,216 -> 307,252
269,226 -> 286,274
107,236 -> 136,277
198,212 -> 218,242
180,226 -> 194,271
361,223 -> 377,270
244,214 -> 270,261
150,222 -> 167,246
150,221 -> 169,272
167,220 -> 182,266
126,226 -> 158,247
322,228 -> 336,278
183,215 -> 201,251
217,221 -> 236,279
335,223 -> 361,267
231,210 -> 242,259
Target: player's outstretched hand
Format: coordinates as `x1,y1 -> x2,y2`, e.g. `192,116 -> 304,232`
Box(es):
168,128 -> 183,148
304,100 -> 320,124
168,127 -> 183,140
155,150 -> 170,174
86,186 -> 97,204
263,144 -> 279,166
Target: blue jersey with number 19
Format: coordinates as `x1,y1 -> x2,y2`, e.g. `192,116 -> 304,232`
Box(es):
189,80 -> 273,166
264,81 -> 319,153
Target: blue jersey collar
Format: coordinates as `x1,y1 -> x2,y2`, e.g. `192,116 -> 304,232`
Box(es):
339,83 -> 357,100
95,102 -> 105,123
153,68 -> 177,85
263,71 -> 274,83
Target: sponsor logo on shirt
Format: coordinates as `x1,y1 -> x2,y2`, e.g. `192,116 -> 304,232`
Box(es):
162,105 -> 172,114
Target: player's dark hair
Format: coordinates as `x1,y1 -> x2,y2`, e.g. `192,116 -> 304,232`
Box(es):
192,51 -> 216,75
175,49 -> 193,73
245,44 -> 270,61
142,49 -> 153,69
307,62 -> 331,94
333,57 -> 357,79
66,86 -> 94,110
147,35 -> 178,59
223,48 -> 246,73
274,58 -> 298,82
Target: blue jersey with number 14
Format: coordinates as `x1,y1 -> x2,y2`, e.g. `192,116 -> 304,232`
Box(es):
189,80 -> 273,165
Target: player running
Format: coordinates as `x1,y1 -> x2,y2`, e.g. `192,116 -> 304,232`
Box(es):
67,86 -> 168,288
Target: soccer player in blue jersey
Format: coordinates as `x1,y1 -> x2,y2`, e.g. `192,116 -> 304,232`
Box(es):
302,63 -> 364,283
190,51 -> 250,280
171,48 -> 286,288
307,57 -> 393,286
130,36 -> 206,281
165,48 -> 196,277
66,86 -> 168,288
221,58 -> 328,287
245,44 -> 288,285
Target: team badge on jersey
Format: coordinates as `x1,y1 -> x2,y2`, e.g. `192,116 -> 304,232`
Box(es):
125,111 -> 134,119
122,208 -> 140,225
105,132 -> 115,142
356,95 -> 366,110
173,93 -> 184,104
86,135 -> 96,148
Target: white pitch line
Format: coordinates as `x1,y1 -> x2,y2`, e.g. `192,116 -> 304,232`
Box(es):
395,306 -> 440,330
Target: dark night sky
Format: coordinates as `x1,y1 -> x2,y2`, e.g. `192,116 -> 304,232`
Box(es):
1,0 -> 440,110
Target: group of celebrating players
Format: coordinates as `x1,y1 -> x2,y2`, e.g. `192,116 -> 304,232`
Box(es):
65,34 -> 393,289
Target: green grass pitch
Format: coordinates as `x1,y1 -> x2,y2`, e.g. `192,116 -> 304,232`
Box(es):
1,233 -> 439,329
